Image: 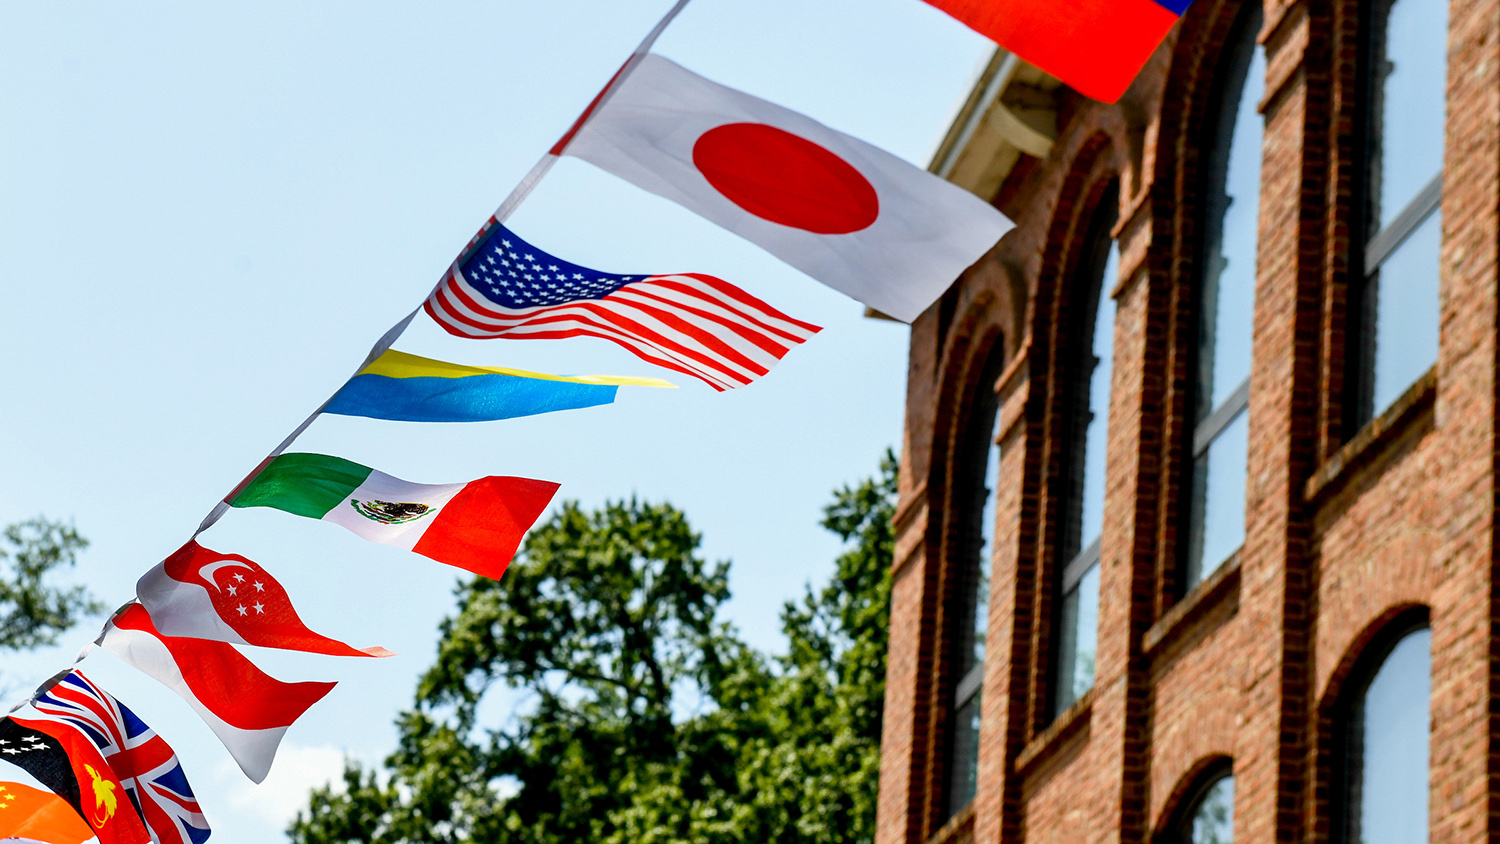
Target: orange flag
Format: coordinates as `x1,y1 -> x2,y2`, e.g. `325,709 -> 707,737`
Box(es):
0,780 -> 95,844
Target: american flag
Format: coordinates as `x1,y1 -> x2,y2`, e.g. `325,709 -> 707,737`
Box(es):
423,221 -> 821,391
33,671 -> 210,844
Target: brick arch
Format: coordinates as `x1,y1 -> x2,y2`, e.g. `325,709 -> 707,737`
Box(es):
1144,0 -> 1276,607
1306,603 -> 1432,844
927,256 -> 1028,492
1313,529 -> 1441,701
1153,0 -> 1266,194
912,124 -> 1127,832
1020,133 -> 1122,734
918,292 -> 1008,836
1317,602 -> 1432,715
1150,753 -> 1235,843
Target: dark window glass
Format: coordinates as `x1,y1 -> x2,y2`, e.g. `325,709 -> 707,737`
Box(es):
1184,1 -> 1264,591
943,349 -> 1004,819
1177,773 -> 1235,844
1340,626 -> 1431,844
1055,558 -> 1099,709
1349,0 -> 1447,429
1055,192 -> 1118,716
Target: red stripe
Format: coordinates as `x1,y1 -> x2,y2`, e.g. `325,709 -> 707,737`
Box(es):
671,273 -> 824,333
564,297 -> 761,378
489,322 -> 738,389
411,476 -> 561,579
431,281 -> 743,387
430,283 -> 734,386
434,276 -> 766,382
112,604 -> 335,731
595,293 -> 772,376
43,680 -> 127,752
636,277 -> 813,347
427,290 -> 736,389
621,283 -> 791,359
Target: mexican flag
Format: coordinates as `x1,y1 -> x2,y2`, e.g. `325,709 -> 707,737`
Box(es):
229,452 -> 559,580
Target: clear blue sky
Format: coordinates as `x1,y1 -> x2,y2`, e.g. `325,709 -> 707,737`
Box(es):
0,2 -> 989,839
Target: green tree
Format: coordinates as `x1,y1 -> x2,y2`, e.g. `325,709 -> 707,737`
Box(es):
292,453 -> 897,844
0,517 -> 101,651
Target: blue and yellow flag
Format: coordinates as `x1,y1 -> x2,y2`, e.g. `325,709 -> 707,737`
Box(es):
324,349 -> 673,422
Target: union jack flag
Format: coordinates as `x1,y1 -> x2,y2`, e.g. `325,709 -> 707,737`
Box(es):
33,670 -> 210,844
424,222 -> 821,391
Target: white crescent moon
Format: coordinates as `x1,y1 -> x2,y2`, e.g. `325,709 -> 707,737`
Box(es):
198,560 -> 253,592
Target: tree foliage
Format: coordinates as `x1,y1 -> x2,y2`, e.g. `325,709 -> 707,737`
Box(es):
291,451 -> 898,844
0,517 -> 101,651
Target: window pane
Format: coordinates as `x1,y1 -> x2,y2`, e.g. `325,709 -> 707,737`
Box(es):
1190,775 -> 1235,844
943,355 -> 1003,823
1364,209 -> 1441,418
1077,241 -> 1120,551
1185,410 -> 1248,589
1055,562 -> 1100,712
1196,3 -> 1265,419
945,691 -> 982,817
1350,628 -> 1431,844
960,416 -> 1001,677
1367,0 -> 1448,234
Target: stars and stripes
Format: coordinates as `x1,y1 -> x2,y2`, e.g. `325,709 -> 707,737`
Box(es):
33,671 -> 210,844
423,222 -> 821,391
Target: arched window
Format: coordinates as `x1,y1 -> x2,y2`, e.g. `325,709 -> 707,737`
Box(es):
1337,623 -> 1432,844
1054,188 -> 1118,715
942,347 -> 1005,819
1172,769 -> 1235,844
1183,1 -> 1265,591
1348,0 -> 1448,430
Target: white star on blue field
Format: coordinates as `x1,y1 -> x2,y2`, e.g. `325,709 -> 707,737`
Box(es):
462,224 -> 644,307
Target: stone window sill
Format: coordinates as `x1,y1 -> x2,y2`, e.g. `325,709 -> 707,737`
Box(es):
1015,688 -> 1094,774
1144,551 -> 1242,657
1304,367 -> 1437,504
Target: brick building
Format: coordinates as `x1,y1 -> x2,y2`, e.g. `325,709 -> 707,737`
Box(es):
876,1 -> 1495,842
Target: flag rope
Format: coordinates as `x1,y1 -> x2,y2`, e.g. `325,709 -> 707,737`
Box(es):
188,0 -> 693,539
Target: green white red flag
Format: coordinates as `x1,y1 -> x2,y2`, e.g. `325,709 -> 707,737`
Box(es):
227,452 -> 559,580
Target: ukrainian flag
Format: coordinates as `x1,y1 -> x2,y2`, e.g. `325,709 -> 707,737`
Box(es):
324,349 -> 673,422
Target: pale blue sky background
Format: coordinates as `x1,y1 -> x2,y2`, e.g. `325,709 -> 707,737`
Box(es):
1,2 -> 990,840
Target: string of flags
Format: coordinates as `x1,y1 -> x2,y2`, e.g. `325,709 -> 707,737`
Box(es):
4,0 -> 1193,838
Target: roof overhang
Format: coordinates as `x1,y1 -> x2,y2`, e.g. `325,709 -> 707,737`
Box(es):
863,50 -> 1061,322
929,48 -> 1061,201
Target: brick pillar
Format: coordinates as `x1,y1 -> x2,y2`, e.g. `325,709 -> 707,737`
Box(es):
1427,0 -> 1500,838
1230,3 -> 1320,842
878,307 -> 944,844
972,344 -> 1038,844
1082,194 -> 1171,844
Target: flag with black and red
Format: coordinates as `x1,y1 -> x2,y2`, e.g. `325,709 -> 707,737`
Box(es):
0,710 -> 150,844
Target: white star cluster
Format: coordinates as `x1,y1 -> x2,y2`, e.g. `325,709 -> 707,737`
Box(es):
460,228 -> 639,307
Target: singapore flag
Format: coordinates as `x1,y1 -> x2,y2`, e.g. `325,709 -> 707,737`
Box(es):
560,54 -> 1014,323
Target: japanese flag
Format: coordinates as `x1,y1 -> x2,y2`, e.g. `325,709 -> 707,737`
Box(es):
561,54 -> 1013,323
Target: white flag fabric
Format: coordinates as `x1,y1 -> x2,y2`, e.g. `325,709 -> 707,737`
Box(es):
92,603 -> 335,783
562,54 -> 1014,322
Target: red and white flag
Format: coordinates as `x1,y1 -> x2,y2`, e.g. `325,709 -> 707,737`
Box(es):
136,541 -> 392,658
92,603 -> 336,783
558,54 -> 1014,322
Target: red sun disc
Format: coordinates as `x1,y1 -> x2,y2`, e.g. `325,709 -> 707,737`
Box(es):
692,122 -> 879,235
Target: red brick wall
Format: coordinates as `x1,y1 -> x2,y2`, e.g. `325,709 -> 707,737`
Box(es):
877,0 -> 1500,842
